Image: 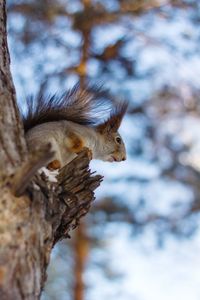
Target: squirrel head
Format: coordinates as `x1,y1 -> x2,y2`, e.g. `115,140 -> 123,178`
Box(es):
94,101 -> 128,162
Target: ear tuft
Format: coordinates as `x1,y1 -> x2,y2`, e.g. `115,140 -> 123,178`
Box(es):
96,100 -> 128,134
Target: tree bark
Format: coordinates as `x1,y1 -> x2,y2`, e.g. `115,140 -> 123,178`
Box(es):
0,0 -> 26,178
0,1 -> 103,299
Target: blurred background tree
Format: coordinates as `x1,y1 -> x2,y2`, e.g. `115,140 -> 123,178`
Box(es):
7,0 -> 200,299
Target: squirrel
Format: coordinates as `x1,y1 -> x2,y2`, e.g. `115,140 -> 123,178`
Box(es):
23,84 -> 128,170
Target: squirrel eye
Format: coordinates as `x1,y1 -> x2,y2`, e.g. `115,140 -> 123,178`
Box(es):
116,137 -> 122,144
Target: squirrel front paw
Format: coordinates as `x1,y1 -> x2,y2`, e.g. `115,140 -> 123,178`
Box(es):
81,147 -> 93,160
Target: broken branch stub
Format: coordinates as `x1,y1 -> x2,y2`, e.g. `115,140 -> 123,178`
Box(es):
26,148 -> 103,245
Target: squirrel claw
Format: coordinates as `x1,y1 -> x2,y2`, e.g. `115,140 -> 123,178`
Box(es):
81,147 -> 93,160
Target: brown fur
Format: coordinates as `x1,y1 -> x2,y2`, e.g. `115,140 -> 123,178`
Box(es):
67,132 -> 84,153
47,159 -> 61,170
96,101 -> 128,134
22,84 -> 112,132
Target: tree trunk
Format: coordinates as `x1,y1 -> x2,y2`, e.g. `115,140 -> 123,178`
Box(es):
0,0 -> 26,177
0,1 -> 102,299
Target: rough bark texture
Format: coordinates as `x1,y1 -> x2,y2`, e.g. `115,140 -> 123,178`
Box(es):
0,0 -> 26,178
0,1 -> 103,299
0,150 -> 102,300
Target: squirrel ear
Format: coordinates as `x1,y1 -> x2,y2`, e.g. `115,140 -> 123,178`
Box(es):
96,119 -> 111,134
96,101 -> 128,134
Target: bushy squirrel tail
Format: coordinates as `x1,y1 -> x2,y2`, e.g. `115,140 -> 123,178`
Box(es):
22,83 -> 114,132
